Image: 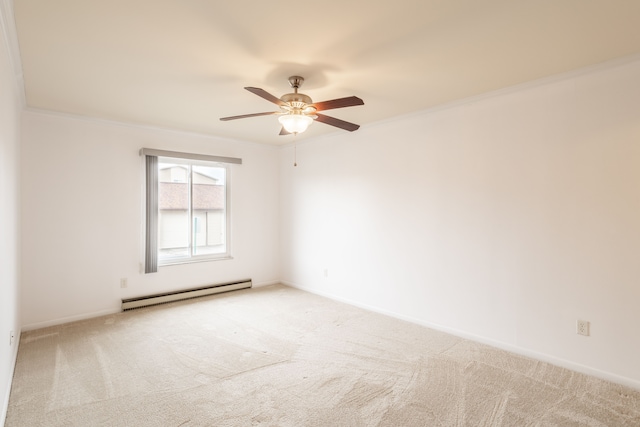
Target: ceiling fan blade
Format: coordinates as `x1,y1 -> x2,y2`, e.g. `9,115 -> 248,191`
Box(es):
279,127 -> 291,136
315,113 -> 360,132
311,96 -> 364,111
245,87 -> 286,106
220,111 -> 277,121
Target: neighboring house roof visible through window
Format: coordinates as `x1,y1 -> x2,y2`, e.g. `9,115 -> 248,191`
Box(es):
192,184 -> 224,210
159,183 -> 224,210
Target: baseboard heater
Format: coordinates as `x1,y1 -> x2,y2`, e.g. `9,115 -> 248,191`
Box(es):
121,279 -> 252,311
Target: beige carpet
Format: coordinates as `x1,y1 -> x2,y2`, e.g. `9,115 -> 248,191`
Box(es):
6,284 -> 640,426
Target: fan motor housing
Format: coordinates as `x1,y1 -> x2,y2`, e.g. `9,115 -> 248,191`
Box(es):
280,92 -> 313,106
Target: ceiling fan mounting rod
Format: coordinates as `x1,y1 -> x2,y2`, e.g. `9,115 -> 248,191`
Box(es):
281,75 -> 312,106
288,76 -> 304,93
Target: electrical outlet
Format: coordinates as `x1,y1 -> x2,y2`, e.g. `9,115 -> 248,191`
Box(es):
323,268 -> 328,278
10,330 -> 15,346
120,278 -> 128,288
577,320 -> 590,336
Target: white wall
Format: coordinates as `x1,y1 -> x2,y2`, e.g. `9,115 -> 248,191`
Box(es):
21,112 -> 280,329
280,58 -> 640,388
0,4 -> 22,422
10,30 -> 640,397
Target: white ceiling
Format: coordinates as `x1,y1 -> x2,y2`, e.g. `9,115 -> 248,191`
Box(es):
13,0 -> 640,145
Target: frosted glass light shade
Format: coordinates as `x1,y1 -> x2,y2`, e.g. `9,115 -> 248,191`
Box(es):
278,114 -> 313,134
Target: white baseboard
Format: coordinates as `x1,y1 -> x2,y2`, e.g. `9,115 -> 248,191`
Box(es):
23,282 -> 280,332
22,308 -> 122,332
1,329 -> 21,426
282,281 -> 640,392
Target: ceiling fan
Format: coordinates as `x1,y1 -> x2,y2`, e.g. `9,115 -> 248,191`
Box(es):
220,76 -> 364,135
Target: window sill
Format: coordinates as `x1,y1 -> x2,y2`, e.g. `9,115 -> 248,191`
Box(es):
159,255 -> 233,267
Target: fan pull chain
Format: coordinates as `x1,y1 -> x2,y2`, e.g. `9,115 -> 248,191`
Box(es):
294,134 -> 297,167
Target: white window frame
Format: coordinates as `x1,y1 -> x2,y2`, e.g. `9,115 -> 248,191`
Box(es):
141,148 -> 241,273
158,157 -> 231,266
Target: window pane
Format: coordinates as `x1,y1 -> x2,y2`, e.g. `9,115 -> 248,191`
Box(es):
192,165 -> 226,256
158,162 -> 190,260
155,157 -> 229,265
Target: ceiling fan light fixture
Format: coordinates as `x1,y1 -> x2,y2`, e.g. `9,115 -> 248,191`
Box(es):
220,76 -> 363,135
278,113 -> 313,134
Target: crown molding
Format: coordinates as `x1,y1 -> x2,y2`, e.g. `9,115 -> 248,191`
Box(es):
0,0 -> 25,107
277,52 -> 640,150
372,51 -> 640,130
22,106 -> 280,149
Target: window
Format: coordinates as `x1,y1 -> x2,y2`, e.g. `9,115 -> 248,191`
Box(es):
141,149 -> 241,273
158,158 -> 228,263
